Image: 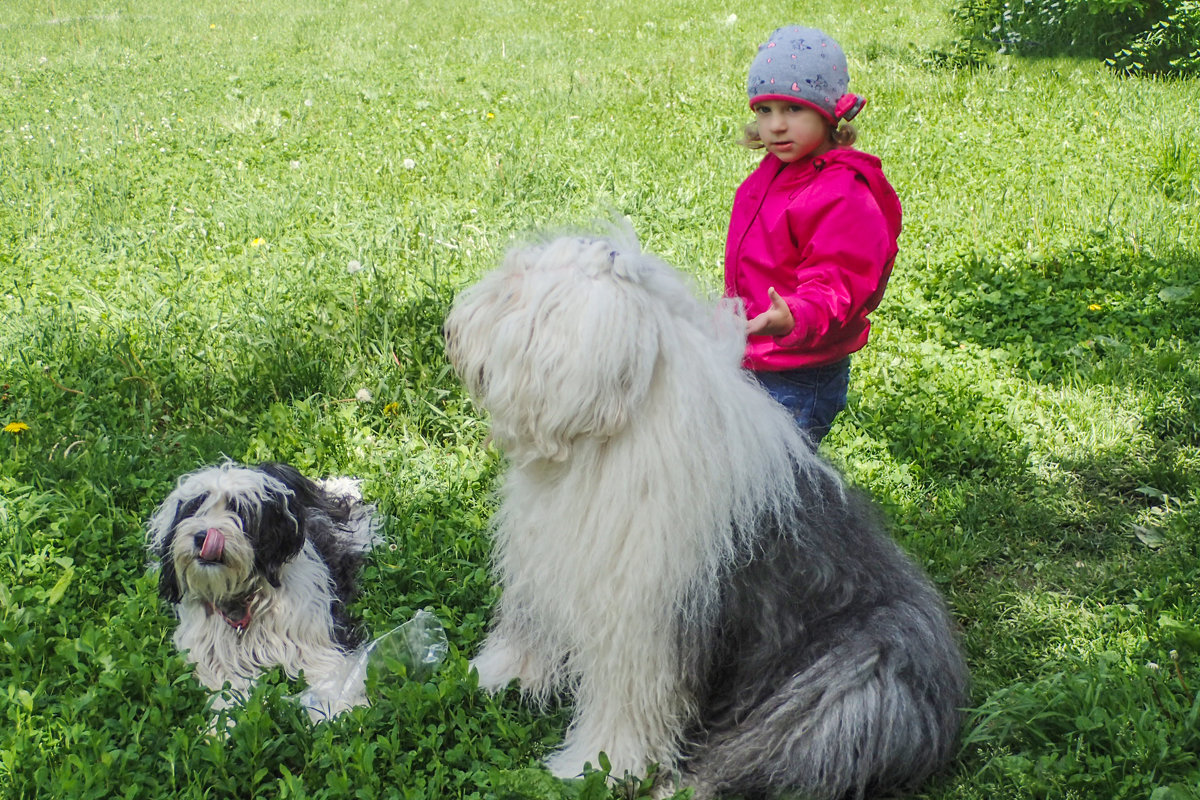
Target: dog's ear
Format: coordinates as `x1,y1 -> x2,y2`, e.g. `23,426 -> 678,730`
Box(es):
257,461 -> 351,522
157,556 -> 182,604
247,468 -> 308,587
148,491 -> 206,605
256,462 -> 321,503
146,490 -> 183,556
151,518 -> 182,604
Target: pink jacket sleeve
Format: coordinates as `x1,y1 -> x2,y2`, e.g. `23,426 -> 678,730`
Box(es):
774,168 -> 896,351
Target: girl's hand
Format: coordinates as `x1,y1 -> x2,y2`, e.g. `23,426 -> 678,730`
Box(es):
746,287 -> 795,337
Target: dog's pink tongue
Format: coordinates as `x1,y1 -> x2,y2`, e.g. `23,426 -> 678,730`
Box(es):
199,529 -> 225,562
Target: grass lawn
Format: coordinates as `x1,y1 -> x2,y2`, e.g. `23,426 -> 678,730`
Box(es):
2,0 -> 1198,797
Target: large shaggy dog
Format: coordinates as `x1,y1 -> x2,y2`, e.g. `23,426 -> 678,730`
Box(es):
444,230 -> 968,799
148,461 -> 379,718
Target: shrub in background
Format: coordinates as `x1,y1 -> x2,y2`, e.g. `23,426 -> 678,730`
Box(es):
1108,1 -> 1200,74
953,0 -> 1200,75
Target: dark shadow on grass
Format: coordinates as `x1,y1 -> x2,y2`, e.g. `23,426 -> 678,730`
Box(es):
913,242 -> 1200,384
853,234 -> 1200,701
11,278 -> 463,506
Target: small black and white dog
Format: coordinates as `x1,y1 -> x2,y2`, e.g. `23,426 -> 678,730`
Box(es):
147,461 -> 379,716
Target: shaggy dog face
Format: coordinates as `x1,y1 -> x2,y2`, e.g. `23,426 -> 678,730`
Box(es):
155,465 -> 301,621
148,462 -> 377,717
445,235 -> 732,464
445,229 -> 968,800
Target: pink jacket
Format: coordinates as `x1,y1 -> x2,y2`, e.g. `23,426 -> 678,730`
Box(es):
725,148 -> 902,371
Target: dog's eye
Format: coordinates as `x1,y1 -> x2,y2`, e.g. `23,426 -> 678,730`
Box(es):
232,500 -> 256,532
178,493 -> 208,519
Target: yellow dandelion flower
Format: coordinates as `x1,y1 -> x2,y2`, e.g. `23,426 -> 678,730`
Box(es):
1088,303 -> 1102,311
383,402 -> 400,417
251,237 -> 266,247
3,421 -> 29,434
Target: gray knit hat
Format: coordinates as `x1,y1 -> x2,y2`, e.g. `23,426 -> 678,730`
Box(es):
747,26 -> 865,122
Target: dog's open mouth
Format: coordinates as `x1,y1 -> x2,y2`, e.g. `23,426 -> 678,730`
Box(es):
197,529 -> 226,563
207,593 -> 255,633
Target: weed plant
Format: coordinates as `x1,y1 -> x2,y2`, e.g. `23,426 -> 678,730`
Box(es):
2,0 -> 1198,798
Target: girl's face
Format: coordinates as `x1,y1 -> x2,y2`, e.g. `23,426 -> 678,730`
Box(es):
752,100 -> 832,162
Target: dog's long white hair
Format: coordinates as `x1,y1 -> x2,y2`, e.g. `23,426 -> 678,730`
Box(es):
447,229 -> 835,771
446,226 -> 966,799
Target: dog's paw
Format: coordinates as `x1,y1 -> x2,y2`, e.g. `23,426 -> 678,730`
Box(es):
469,660 -> 515,694
469,639 -> 528,694
650,776 -> 691,800
545,739 -> 655,785
544,743 -> 593,779
661,773 -> 712,800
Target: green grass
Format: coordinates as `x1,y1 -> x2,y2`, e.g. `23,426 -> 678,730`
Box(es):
2,0 -> 1199,798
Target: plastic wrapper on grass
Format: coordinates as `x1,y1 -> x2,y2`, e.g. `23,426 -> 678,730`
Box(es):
364,609 -> 450,683
295,609 -> 449,721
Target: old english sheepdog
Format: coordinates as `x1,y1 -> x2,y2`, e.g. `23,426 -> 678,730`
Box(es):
148,461 -> 379,718
443,230 -> 969,799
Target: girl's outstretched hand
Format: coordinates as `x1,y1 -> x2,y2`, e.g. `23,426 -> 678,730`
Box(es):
746,287 -> 796,337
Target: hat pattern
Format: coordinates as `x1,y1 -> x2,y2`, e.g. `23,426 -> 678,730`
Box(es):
747,26 -> 860,122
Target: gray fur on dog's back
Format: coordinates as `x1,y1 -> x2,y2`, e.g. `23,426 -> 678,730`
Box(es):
683,474 -> 967,800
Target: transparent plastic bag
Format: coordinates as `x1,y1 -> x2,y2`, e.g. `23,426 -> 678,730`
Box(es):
295,609 -> 448,721
361,608 -> 449,684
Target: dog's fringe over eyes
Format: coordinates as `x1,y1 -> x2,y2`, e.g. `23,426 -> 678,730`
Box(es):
444,228 -> 968,800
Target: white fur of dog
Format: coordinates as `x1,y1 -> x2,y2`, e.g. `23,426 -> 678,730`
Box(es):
147,461 -> 379,719
444,228 -> 968,799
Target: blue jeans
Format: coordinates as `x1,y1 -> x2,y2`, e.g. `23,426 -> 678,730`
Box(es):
752,358 -> 851,444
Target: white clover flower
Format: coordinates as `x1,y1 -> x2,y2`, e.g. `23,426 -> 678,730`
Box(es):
402,158 -> 416,170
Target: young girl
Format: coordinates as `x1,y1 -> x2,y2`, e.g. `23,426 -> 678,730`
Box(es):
726,25 -> 901,445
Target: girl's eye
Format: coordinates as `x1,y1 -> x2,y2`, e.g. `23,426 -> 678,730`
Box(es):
789,105 -> 805,113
